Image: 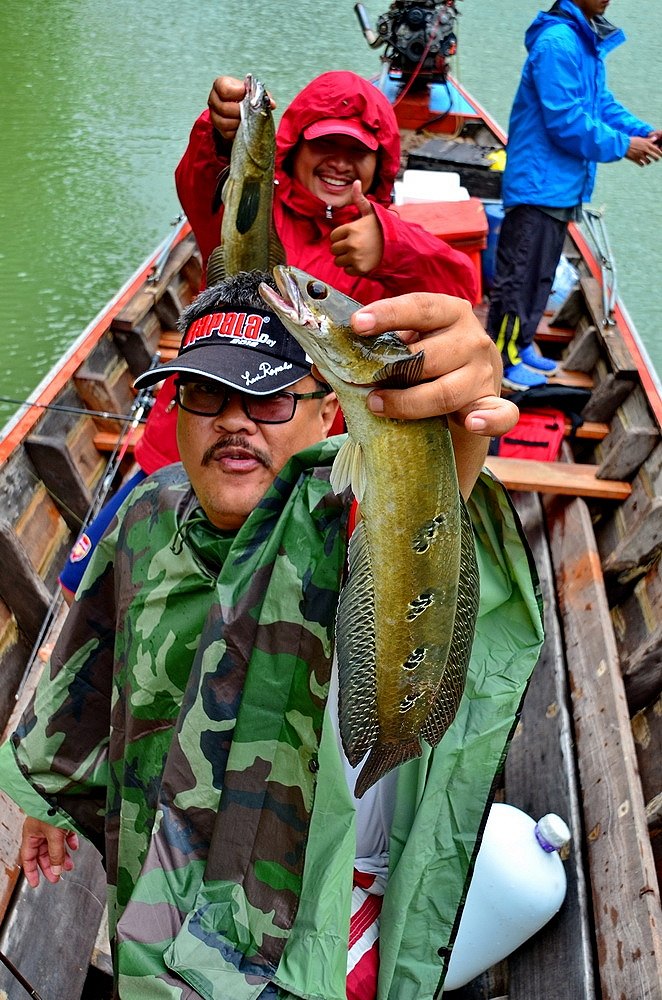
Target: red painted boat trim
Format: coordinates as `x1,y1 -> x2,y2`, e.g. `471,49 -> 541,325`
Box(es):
568,223 -> 662,428
0,222 -> 192,465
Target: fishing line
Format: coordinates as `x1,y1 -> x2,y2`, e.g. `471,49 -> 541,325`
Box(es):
0,395 -> 147,423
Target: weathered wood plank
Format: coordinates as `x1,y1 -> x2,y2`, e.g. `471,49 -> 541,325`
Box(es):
0,793 -> 22,928
582,357 -> 636,423
611,559 -> 662,713
548,285 -> 587,329
632,696 -> 662,817
563,322 -> 600,374
534,314 -> 574,344
485,456 -> 630,500
632,697 -> 662,913
505,491 -> 595,1000
73,332 -> 135,431
547,368 -> 594,390
0,839 -> 106,1000
111,236 -> 199,331
94,427 -> 143,454
545,493 -> 662,1000
0,523 -> 52,645
597,442 -> 662,587
596,386 -> 659,481
112,308 -> 165,375
580,277 -> 639,378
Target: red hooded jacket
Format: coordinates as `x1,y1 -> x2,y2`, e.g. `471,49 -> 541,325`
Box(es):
135,71 -> 477,473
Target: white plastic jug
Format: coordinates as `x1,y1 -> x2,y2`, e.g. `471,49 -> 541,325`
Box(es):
443,802 -> 571,991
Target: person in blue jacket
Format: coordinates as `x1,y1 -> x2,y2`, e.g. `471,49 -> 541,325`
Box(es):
487,0 -> 661,390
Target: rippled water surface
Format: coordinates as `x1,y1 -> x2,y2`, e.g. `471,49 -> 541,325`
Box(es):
1,0 -> 660,421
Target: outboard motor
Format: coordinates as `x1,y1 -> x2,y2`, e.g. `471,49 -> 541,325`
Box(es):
355,1 -> 461,85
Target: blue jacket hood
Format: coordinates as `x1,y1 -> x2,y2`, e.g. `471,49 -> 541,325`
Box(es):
525,1 -> 625,57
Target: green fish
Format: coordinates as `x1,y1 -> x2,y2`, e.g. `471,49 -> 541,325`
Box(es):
206,74 -> 285,284
260,266 -> 479,797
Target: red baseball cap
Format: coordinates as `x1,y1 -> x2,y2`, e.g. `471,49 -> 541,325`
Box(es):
303,117 -> 379,151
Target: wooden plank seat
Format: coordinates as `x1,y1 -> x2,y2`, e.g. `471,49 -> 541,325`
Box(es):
546,368 -> 594,390
158,330 -> 183,352
94,427 -> 144,454
535,314 -> 575,345
486,456 -> 630,500
93,430 -> 628,500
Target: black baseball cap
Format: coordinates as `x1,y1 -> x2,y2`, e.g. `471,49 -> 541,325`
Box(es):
133,306 -> 311,396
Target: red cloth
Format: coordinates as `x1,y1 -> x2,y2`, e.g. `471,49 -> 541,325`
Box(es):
346,869 -> 386,1000
137,71 -> 477,472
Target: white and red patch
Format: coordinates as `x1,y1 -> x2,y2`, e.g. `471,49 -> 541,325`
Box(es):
346,870 -> 386,1000
69,533 -> 92,563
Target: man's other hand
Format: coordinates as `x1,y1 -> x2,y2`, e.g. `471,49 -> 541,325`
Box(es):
21,817 -> 79,888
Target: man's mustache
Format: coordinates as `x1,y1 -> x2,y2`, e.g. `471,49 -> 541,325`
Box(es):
202,435 -> 272,469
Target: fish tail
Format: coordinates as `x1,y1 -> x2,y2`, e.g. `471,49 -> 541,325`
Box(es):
354,738 -> 422,799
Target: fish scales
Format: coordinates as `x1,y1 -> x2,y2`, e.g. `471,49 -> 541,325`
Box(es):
259,267 -> 479,796
206,74 -> 284,284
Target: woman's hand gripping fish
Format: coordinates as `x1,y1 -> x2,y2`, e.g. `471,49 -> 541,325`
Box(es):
260,267 -> 479,797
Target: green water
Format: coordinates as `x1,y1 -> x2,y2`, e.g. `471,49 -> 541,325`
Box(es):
1,0 -> 660,422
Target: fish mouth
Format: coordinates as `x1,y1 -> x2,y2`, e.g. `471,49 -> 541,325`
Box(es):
259,269 -> 317,329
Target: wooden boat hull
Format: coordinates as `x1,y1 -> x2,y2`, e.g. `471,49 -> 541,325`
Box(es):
0,71 -> 661,1000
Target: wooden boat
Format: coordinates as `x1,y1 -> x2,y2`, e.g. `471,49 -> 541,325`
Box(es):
1,5 -> 660,997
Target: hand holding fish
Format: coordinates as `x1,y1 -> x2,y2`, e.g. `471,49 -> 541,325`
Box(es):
208,75 -> 276,143
352,293 -> 516,430
330,181 -> 384,276
20,817 -> 78,887
351,292 -> 519,496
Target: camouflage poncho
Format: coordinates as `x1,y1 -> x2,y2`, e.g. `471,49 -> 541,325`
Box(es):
0,438 -> 544,1000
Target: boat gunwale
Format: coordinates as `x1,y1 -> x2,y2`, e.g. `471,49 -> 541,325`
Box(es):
0,220 -> 191,466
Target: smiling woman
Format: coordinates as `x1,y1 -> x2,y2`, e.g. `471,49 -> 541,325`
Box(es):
292,134 -> 378,208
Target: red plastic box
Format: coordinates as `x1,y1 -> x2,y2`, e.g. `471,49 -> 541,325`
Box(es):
393,197 -> 488,304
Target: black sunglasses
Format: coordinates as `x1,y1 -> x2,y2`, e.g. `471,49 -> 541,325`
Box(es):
175,379 -> 329,424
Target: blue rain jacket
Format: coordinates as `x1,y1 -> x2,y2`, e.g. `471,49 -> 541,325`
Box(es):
503,0 -> 653,209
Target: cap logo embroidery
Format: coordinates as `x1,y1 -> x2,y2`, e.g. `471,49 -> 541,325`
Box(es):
183,312 -> 276,349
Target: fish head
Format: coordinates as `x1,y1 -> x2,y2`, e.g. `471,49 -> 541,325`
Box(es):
238,74 -> 274,168
259,266 -> 416,390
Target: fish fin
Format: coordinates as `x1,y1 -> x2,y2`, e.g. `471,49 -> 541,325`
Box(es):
205,244 -> 226,287
236,180 -> 261,235
355,739 -> 422,799
420,499 -> 479,747
211,165 -> 230,214
330,437 -> 366,501
373,350 -> 425,389
337,521 -> 379,767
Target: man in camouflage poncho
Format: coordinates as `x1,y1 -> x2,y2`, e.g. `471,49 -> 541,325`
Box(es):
0,272 -> 543,1000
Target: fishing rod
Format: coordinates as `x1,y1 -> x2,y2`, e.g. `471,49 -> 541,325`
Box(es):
0,948 -> 45,1000
583,207 -> 618,326
14,357 -> 161,703
148,213 -> 186,284
0,395 -> 149,423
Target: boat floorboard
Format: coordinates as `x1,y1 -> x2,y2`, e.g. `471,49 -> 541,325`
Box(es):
545,492 -> 662,998
505,492 -> 595,999
485,457 -> 630,500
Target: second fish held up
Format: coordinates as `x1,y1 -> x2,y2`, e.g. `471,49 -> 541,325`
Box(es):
260,266 -> 480,797
206,74 -> 284,284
